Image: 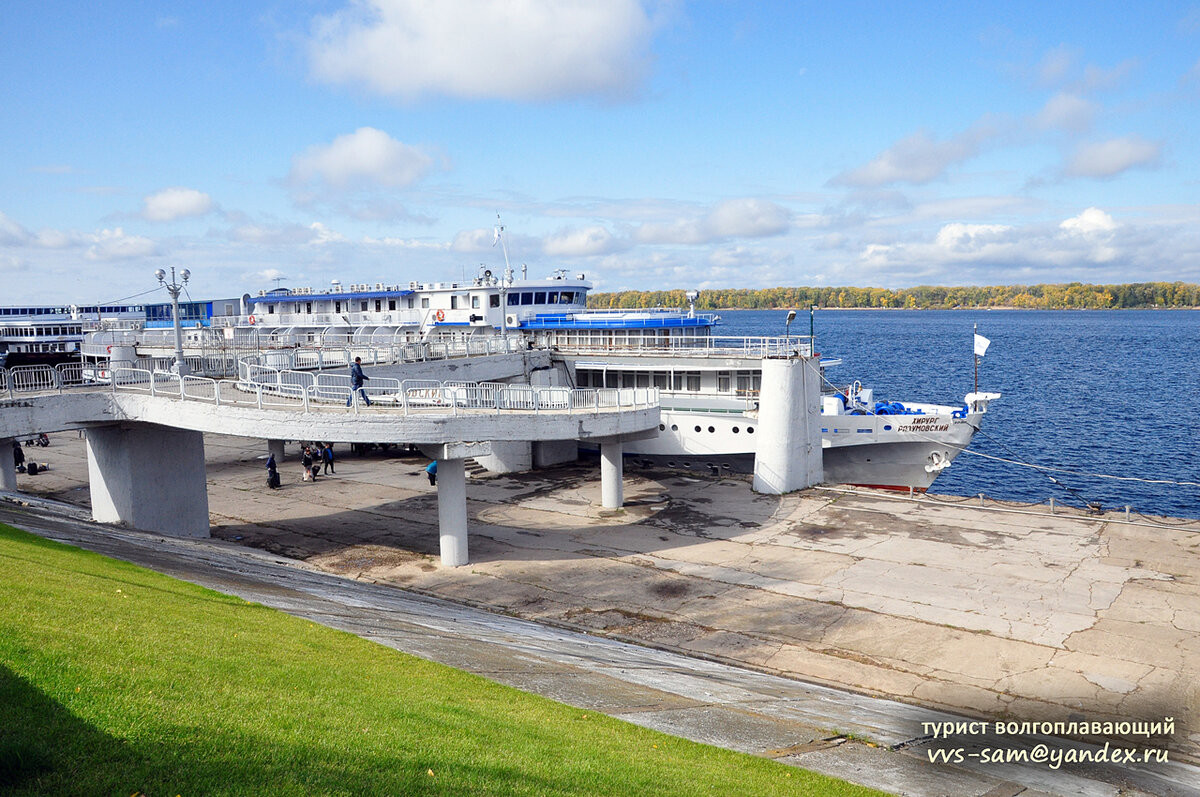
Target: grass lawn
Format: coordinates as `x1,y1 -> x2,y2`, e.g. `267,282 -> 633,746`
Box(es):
0,522 -> 890,796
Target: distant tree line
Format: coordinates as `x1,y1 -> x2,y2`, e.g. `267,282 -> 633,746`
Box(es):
588,282 -> 1200,310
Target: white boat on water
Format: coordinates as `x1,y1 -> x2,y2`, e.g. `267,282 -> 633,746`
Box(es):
194,265 -> 997,491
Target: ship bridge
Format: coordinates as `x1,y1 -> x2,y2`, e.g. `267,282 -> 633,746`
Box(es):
1,353 -> 659,567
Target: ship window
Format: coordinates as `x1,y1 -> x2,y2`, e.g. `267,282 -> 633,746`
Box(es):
451,296 -> 459,310
472,296 -> 480,309
375,300 -> 382,312
652,372 -> 667,389
490,295 -> 500,308
507,293 -> 518,306
360,301 -> 368,312
561,291 -> 575,304
686,372 -> 700,391
268,304 -> 275,314
306,302 -> 312,314
605,372 -> 618,388
547,292 -> 558,304
335,301 -> 341,313
421,298 -> 430,308
520,292 -> 534,305
635,372 -> 649,388
534,292 -> 546,304
717,371 -> 731,392
736,370 -> 759,395
389,299 -> 396,311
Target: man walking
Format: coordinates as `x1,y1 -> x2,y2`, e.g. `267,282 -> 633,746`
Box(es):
347,356 -> 371,407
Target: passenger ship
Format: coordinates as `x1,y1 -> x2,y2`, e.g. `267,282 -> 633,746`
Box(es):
212,266 -> 998,491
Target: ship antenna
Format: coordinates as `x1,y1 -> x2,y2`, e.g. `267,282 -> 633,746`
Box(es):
494,214 -> 512,276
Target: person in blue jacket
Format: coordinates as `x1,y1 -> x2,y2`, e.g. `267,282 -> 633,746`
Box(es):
425,460 -> 437,486
347,357 -> 371,407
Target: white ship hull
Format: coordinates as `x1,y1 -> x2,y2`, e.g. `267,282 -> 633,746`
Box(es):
596,403 -> 987,491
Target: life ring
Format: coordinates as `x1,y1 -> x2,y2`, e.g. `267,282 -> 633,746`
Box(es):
248,314 -> 256,325
435,309 -> 445,322
106,345 -> 112,354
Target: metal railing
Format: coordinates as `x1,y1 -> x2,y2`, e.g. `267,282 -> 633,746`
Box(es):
545,334 -> 814,359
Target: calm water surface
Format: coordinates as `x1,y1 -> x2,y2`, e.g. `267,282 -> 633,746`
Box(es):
718,309 -> 1200,519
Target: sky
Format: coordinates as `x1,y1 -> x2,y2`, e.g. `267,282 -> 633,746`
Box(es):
3,0 -> 1200,305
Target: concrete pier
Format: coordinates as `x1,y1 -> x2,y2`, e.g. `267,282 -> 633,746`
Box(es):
752,356 -> 823,494
599,440 -> 623,508
85,424 -> 211,538
1,438 -> 16,492
435,458 -> 468,566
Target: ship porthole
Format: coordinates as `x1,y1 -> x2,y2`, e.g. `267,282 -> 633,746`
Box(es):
694,425 -> 702,433
722,463 -> 731,470
707,426 -> 715,433
667,461 -> 676,467
732,426 -> 740,433
671,424 -> 678,431
659,423 -> 666,431
883,424 -> 892,431
747,427 -> 755,434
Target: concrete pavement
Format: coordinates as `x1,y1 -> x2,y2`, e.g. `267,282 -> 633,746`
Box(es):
5,432 -> 1200,796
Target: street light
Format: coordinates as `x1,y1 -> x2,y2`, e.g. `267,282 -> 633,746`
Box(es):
156,266 -> 191,376
785,309 -> 797,355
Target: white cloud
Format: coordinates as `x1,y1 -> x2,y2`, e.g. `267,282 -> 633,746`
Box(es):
635,198 -> 790,244
142,187 -> 214,221
1034,93 -> 1096,133
1064,136 -> 1160,178
544,225 -> 621,256
306,0 -> 656,101
86,228 -> 157,260
832,126 -> 995,187
289,127 -> 433,194
1059,207 -> 1116,236
934,223 -> 1014,252
0,211 -> 30,245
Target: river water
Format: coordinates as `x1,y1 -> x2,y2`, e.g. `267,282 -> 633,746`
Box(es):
718,309 -> 1200,519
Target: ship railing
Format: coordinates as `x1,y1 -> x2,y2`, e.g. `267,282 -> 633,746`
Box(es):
547,335 -> 814,358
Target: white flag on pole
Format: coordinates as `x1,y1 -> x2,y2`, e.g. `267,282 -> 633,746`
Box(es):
974,333 -> 991,357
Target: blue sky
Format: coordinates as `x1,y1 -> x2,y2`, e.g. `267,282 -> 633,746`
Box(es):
3,1 -> 1199,304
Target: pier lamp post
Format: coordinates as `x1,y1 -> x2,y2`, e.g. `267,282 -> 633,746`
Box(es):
785,309 -> 797,355
155,266 -> 191,376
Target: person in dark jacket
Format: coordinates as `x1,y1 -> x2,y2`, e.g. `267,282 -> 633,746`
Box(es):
347,357 -> 371,407
322,443 -> 335,474
266,453 -> 280,489
13,441 -> 25,474
301,447 -> 314,481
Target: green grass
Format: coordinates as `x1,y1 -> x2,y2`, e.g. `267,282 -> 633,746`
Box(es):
0,523 -> 890,796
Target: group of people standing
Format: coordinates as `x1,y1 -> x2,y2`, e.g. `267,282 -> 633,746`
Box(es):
266,443 -> 335,489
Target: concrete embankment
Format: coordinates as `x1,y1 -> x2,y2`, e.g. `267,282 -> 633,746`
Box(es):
7,432 -> 1200,795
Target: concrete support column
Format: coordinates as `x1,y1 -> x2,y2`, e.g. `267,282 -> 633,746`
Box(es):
752,356 -> 823,494
86,423 -> 210,538
533,440 -> 577,468
436,458 -> 468,567
600,440 -> 624,508
475,440 -> 531,474
268,439 -> 286,461
1,438 -> 16,492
